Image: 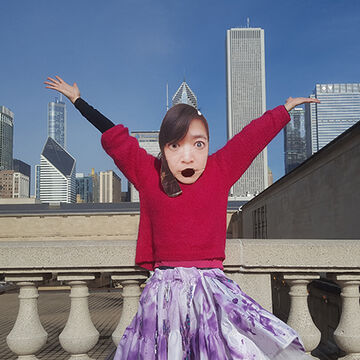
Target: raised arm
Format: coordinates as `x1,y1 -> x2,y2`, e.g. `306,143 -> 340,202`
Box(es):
44,75 -> 114,133
215,97 -> 320,188
44,75 -> 155,190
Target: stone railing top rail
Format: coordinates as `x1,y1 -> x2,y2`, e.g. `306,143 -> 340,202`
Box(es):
0,238 -> 359,274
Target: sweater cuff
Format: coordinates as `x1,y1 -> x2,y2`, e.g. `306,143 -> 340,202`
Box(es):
74,97 -> 86,111
279,105 -> 291,123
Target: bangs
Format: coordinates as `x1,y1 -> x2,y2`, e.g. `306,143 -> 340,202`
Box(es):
159,104 -> 209,151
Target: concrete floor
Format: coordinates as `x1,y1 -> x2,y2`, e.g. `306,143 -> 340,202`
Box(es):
0,289 -> 123,359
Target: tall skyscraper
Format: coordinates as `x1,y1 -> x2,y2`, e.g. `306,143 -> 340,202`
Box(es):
129,131 -> 160,202
172,81 -> 198,109
76,173 -> 93,203
39,137 -> 76,204
305,83 -> 360,156
48,97 -> 66,149
284,107 -> 307,174
99,170 -> 122,203
226,27 -> 267,199
0,106 -> 14,171
90,168 -> 100,203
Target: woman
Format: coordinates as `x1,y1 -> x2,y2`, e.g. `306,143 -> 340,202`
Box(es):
45,75 -> 319,359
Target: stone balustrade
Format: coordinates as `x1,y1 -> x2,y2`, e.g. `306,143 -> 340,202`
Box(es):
0,238 -> 359,359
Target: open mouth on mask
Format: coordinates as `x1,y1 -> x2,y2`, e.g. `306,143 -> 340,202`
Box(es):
181,168 -> 195,177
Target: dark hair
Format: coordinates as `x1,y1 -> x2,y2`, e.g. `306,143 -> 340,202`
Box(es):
159,103 -> 209,152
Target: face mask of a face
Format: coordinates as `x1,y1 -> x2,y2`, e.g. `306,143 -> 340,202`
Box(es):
163,118 -> 209,185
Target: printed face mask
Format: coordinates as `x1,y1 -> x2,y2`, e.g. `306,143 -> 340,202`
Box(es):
163,118 -> 209,184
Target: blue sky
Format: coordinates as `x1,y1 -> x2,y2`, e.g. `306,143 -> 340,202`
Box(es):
1,0 -> 359,194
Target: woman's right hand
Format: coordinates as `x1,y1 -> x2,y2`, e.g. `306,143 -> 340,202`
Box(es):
44,76 -> 80,104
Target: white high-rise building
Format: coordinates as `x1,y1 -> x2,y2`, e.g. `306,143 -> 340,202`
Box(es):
129,131 -> 160,202
226,27 -> 267,199
305,83 -> 360,156
99,170 -> 122,203
48,98 -> 66,149
39,137 -> 76,204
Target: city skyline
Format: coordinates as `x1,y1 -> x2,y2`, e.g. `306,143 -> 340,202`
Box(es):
0,1 -> 359,195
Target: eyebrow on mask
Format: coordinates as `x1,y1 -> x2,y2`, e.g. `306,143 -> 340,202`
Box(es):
190,134 -> 208,141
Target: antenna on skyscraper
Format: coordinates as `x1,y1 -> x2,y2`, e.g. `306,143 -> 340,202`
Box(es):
59,93 -> 63,102
247,17 -> 250,28
166,83 -> 169,111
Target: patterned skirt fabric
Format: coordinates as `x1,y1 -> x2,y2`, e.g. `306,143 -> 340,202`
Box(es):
114,267 -> 311,360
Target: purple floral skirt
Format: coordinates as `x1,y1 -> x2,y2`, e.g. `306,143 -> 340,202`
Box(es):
113,267 -> 311,360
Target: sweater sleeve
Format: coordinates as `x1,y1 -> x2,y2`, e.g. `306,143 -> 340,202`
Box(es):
74,98 -> 115,133
101,123 -> 157,190
73,98 -> 156,189
214,105 -> 290,188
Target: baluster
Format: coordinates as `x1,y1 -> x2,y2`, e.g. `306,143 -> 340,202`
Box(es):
333,275 -> 360,360
57,274 -> 99,360
6,276 -> 48,360
284,274 -> 321,359
111,273 -> 148,346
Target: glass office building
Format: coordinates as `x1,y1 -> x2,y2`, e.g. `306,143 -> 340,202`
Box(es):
76,173 -> 93,203
0,106 -> 14,171
226,27 -> 267,199
48,98 -> 66,149
305,83 -> 360,156
284,107 -> 307,174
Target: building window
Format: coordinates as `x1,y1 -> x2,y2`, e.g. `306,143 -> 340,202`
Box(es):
252,205 -> 267,239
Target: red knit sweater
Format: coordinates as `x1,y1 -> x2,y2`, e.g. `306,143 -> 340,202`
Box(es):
101,106 -> 290,271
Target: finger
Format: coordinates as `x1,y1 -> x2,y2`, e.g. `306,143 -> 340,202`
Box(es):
44,82 -> 56,87
44,80 -> 58,85
302,98 -> 320,103
46,77 -> 58,84
55,75 -> 64,83
44,81 -> 57,87
306,98 -> 320,103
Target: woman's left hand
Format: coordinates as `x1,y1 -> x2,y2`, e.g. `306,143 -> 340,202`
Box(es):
284,97 -> 320,112
44,76 -> 80,104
